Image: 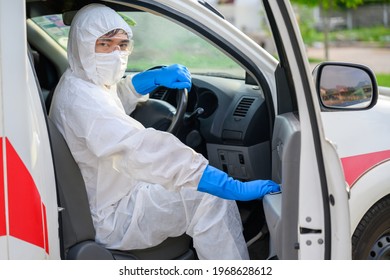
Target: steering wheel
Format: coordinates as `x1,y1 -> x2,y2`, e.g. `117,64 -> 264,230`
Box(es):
131,87 -> 188,135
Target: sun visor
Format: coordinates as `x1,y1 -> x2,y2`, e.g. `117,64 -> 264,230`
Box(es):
62,10 -> 136,27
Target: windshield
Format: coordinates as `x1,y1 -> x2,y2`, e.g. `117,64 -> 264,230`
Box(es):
31,11 -> 245,79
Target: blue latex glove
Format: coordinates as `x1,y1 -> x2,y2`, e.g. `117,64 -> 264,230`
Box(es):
197,165 -> 280,201
132,64 -> 191,95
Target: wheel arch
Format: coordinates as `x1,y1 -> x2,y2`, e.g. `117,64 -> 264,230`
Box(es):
349,160 -> 390,234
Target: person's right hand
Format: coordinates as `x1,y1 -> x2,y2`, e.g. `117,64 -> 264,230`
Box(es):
155,64 -> 191,90
132,64 -> 191,95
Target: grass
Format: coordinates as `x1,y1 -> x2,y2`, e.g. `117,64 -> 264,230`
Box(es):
376,74 -> 390,87
335,27 -> 390,47
300,25 -> 390,47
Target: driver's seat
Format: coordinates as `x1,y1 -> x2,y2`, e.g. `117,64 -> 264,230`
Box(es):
47,117 -> 195,260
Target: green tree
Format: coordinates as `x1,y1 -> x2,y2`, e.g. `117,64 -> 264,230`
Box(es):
291,0 -> 364,8
292,0 -> 364,60
361,0 -> 390,4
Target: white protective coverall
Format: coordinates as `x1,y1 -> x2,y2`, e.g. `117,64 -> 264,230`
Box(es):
49,4 -> 248,259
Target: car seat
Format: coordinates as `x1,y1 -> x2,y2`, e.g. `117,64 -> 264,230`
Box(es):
47,118 -> 194,260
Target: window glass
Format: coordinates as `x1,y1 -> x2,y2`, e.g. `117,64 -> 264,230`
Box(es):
124,12 -> 244,78
31,11 -> 245,79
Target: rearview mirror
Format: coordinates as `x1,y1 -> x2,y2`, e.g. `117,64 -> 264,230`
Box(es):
313,62 -> 378,110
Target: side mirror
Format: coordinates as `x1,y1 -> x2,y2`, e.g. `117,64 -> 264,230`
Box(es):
313,62 -> 378,110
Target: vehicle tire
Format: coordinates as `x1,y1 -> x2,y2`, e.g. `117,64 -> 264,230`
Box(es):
352,194 -> 390,260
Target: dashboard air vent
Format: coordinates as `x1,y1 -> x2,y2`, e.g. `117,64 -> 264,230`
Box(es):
233,97 -> 255,117
151,88 -> 167,100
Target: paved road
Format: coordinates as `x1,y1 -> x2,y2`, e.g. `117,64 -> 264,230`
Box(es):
306,47 -> 390,74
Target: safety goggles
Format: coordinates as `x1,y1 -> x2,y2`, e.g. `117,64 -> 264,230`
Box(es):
95,37 -> 134,54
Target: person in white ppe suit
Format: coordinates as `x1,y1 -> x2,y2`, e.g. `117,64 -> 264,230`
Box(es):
49,3 -> 280,260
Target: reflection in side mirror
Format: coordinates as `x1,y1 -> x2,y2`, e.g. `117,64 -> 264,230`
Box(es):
313,63 -> 378,110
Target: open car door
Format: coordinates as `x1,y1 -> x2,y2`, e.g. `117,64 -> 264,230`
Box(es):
261,0 -> 351,259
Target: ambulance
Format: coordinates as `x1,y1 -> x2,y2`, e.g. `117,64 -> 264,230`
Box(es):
1,0 -> 389,260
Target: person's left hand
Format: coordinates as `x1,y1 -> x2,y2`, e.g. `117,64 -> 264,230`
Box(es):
197,165 -> 281,201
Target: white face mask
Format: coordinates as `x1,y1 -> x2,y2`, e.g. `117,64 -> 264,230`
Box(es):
95,50 -> 129,86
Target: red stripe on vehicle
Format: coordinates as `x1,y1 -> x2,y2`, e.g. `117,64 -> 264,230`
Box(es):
0,138 -> 6,236
341,150 -> 390,187
6,138 -> 49,253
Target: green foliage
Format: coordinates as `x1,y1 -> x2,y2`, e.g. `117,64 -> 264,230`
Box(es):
291,0 -> 364,9
118,12 -> 137,27
292,0 -> 390,8
362,0 -> 390,3
336,0 -> 363,8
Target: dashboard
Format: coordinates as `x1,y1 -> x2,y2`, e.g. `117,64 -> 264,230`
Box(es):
149,74 -> 272,181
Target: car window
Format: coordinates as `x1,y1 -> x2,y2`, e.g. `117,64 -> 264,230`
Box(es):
31,11 -> 245,79
31,14 -> 69,50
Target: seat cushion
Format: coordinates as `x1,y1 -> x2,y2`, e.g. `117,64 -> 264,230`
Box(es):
111,234 -> 194,260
